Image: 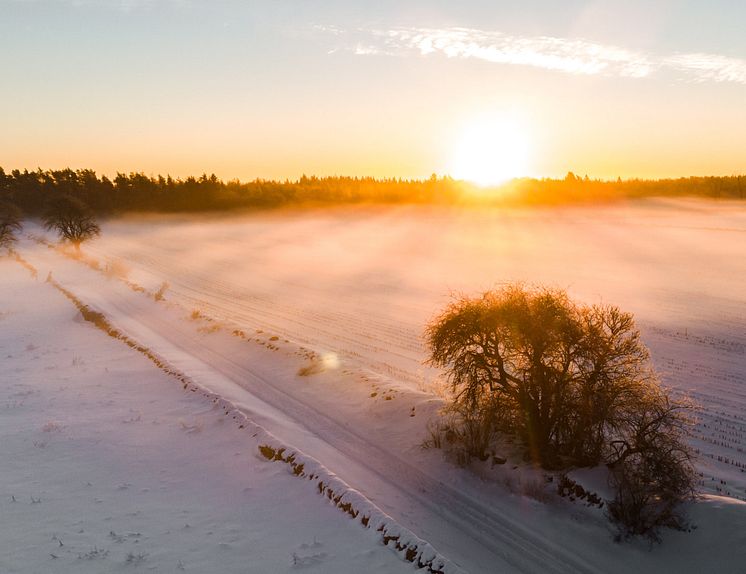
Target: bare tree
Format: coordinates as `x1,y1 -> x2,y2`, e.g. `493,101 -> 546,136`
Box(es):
606,391 -> 696,541
0,201 -> 22,252
43,195 -> 100,251
426,285 -> 656,467
426,284 -> 695,539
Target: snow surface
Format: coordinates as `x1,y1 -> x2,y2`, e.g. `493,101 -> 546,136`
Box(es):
0,263 -> 412,573
4,198 -> 746,573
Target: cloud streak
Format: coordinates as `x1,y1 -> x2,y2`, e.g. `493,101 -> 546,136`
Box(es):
322,26 -> 746,85
663,53 -> 746,84
385,27 -> 655,78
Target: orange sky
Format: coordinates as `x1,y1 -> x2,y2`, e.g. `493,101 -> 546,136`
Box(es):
1,2 -> 744,182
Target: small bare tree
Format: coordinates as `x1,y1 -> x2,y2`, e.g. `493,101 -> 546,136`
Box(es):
606,391 -> 696,541
0,201 -> 22,252
43,195 -> 100,251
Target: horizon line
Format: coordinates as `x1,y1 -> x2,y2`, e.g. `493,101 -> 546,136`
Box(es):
2,166 -> 745,187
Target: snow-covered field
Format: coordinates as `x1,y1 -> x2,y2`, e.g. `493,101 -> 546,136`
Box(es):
0,263 -> 413,574
3,198 -> 746,573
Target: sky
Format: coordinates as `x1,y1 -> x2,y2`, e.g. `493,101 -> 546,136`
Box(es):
1,0 -> 745,182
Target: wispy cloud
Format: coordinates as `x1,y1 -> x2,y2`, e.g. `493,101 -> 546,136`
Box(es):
663,53 -> 746,84
383,27 -> 655,78
319,25 -> 746,85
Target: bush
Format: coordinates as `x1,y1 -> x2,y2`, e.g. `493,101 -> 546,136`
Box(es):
426,284 -> 695,539
153,281 -> 170,301
423,398 -> 497,465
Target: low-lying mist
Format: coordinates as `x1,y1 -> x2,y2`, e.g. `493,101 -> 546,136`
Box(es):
36,197 -> 746,499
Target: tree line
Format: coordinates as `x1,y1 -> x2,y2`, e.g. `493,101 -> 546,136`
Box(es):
1,167 -> 744,216
0,168 -> 462,215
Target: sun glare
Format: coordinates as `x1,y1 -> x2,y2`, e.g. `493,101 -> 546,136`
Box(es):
449,115 -> 531,186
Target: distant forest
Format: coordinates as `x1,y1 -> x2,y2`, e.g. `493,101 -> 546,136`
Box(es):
1,167 -> 744,215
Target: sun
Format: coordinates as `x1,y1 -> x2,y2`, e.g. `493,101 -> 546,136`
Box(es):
449,115 -> 531,186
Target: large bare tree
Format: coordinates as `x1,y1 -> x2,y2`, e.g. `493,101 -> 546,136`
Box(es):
426,284 -> 695,539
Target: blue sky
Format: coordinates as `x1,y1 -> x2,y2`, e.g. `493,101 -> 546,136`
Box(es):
2,0 -> 744,180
